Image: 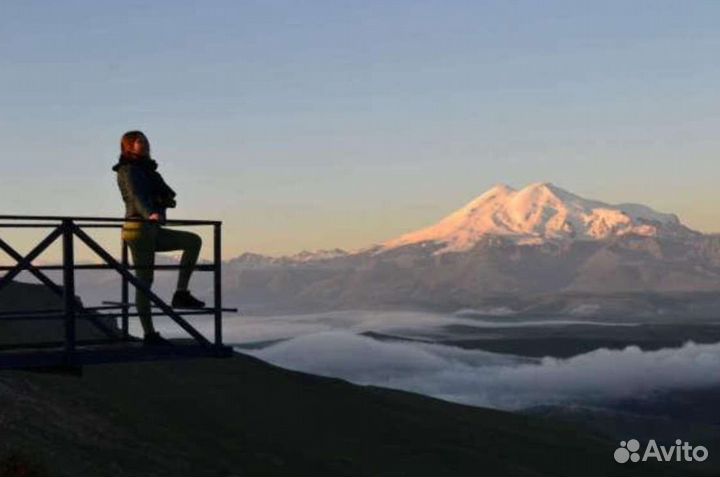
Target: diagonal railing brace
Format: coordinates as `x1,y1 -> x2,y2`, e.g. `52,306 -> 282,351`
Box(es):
71,224 -> 212,347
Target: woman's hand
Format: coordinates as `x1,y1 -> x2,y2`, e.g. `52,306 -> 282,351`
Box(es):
149,212 -> 167,225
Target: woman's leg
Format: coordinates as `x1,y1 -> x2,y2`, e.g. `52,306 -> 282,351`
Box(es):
154,226 -> 202,292
122,223 -> 158,335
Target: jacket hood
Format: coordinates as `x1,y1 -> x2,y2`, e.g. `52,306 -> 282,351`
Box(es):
111,154 -> 159,172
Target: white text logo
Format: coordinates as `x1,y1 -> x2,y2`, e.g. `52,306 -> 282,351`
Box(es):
614,439 -> 708,463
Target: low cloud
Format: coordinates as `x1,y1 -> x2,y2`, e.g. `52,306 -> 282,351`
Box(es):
244,330 -> 720,410
145,309 -> 719,410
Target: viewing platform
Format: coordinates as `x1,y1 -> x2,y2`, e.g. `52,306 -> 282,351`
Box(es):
0,215 -> 237,371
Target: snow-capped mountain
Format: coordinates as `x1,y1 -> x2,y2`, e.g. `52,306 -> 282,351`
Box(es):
224,182 -> 720,316
379,182 -> 697,254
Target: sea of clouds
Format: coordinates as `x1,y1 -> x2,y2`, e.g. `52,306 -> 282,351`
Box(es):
142,309 -> 720,410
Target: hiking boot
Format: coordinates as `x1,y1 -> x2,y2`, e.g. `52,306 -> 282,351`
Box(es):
143,331 -> 173,347
171,289 -> 206,309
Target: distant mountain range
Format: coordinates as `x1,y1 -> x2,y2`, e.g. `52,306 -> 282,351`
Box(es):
224,182 -> 720,316
18,182 -> 720,317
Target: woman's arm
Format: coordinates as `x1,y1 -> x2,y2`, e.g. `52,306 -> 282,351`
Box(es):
120,166 -> 162,220
152,170 -> 177,208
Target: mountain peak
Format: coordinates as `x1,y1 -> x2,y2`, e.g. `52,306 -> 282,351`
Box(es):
519,181 -> 575,198
526,181 -> 555,189
467,183 -> 515,207
489,182 -> 516,192
380,181 -> 692,254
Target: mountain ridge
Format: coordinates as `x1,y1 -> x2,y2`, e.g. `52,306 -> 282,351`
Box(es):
220,183 -> 720,315
23,183 -> 716,316
230,182 -> 698,262
377,181 -> 693,254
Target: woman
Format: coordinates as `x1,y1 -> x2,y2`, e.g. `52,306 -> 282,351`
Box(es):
112,130 -> 206,346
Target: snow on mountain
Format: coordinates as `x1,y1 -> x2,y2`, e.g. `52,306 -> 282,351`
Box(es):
225,182 -> 720,314
379,182 -> 693,254
286,248 -> 349,262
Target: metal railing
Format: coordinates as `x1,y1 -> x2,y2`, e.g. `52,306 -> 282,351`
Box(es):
0,215 -> 236,365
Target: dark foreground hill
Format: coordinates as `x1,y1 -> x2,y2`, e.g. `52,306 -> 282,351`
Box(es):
0,352 -> 697,477
0,281 -> 697,476
0,280 -> 117,346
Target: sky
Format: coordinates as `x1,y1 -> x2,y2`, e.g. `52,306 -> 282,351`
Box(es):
1,0 -> 719,265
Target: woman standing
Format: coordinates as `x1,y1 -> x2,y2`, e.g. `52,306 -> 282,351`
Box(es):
112,130 -> 206,346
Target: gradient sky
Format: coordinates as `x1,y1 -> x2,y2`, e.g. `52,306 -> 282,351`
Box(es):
1,0 -> 719,265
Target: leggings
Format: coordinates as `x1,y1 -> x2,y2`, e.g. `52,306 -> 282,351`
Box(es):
121,221 -> 202,334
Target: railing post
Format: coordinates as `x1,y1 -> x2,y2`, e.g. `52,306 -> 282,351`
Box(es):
62,219 -> 76,359
213,223 -> 222,347
121,238 -> 129,339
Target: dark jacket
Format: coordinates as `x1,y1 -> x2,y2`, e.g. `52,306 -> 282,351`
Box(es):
112,155 -> 177,222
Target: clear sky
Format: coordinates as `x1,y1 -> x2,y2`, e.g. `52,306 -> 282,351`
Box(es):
1,0 -> 718,265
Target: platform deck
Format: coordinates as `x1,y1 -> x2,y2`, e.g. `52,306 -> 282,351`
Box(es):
0,338 -> 234,370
